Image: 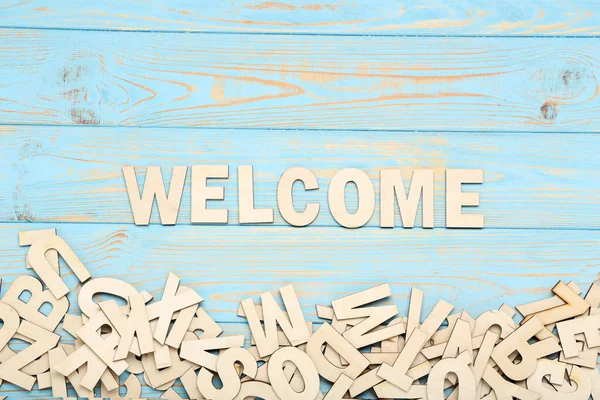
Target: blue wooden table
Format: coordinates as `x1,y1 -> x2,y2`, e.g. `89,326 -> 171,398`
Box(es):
0,1 -> 599,398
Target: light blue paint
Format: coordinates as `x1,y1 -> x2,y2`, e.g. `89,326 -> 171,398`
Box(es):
0,1 -> 599,398
1,1 -> 600,36
1,223 -> 597,322
0,31 -> 598,131
2,126 -> 600,229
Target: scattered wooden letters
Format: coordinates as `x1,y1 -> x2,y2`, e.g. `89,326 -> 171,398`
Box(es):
0,229 -> 598,399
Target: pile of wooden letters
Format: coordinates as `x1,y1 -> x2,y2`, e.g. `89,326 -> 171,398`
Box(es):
0,229 -> 599,399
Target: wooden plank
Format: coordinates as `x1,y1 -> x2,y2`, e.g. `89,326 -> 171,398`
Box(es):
0,223 -> 597,323
0,30 -> 599,131
2,126 -> 600,229
1,1 -> 600,36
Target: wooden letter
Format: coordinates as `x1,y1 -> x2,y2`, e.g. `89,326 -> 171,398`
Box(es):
557,313 -> 600,358
328,168 -> 374,228
482,365 -> 539,400
18,229 -> 58,272
76,312 -> 128,375
192,165 -> 229,224
2,275 -> 68,331
527,359 -> 591,399
446,169 -> 484,228
523,281 -> 590,325
268,347 -> 319,400
234,381 -> 279,400
241,285 -> 310,357
238,165 -> 274,224
0,320 -> 59,390
78,277 -> 140,317
27,235 -> 91,299
188,308 -> 223,339
380,169 -> 434,228
180,335 -> 245,371
331,284 -> 405,348
491,316 -> 562,381
123,165 -> 187,225
146,272 -> 204,345
377,300 -> 453,390
142,346 -> 193,389
99,293 -> 154,360
197,347 -> 257,400
325,374 -> 354,400
101,373 -> 143,399
0,303 -> 19,350
427,352 -> 475,400
306,322 -> 369,382
277,167 -> 320,227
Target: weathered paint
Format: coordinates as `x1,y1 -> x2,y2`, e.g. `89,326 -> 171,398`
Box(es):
0,30 -> 599,131
1,1 -> 600,35
1,126 -> 599,229
1,223 -> 597,323
0,1 -> 599,398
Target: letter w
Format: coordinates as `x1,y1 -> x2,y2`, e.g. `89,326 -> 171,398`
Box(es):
123,166 -> 187,225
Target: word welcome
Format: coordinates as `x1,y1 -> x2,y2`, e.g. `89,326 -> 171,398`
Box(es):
122,166 -> 484,228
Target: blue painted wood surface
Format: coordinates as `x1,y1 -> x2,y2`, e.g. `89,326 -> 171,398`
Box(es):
0,1 -> 598,398
2,1 -> 600,36
0,31 -> 599,131
2,126 -> 599,229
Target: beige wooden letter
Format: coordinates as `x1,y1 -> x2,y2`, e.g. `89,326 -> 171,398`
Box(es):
377,300 -> 453,390
197,347 -> 257,400
0,320 -> 59,390
380,169 -> 434,228
331,284 -> 405,348
328,168 -> 375,228
180,335 -> 245,372
27,235 -> 91,299
557,313 -> 600,358
234,381 -> 279,400
76,312 -> 128,375
523,281 -> 590,325
427,352 -> 475,400
491,316 -> 562,381
2,275 -> 67,331
446,169 -> 484,228
238,165 -> 274,224
19,229 -> 58,272
241,285 -> 310,357
0,303 -> 19,350
78,277 -> 139,317
527,359 -> 591,399
53,343 -> 109,391
101,373 -> 142,399
48,347 -> 68,398
188,308 -> 223,339
142,346 -> 192,389
99,293 -> 154,360
325,374 -> 354,400
268,347 -> 319,400
192,165 -> 229,224
146,272 -> 204,345
482,365 -> 539,400
306,322 -> 369,382
123,166 -> 187,225
277,167 -> 320,227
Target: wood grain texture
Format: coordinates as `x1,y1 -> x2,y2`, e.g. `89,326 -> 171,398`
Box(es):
1,0 -> 600,36
2,126 -> 600,229
0,29 -> 599,131
0,223 -> 597,324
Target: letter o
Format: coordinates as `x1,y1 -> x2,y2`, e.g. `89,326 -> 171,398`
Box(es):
328,168 -> 375,228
